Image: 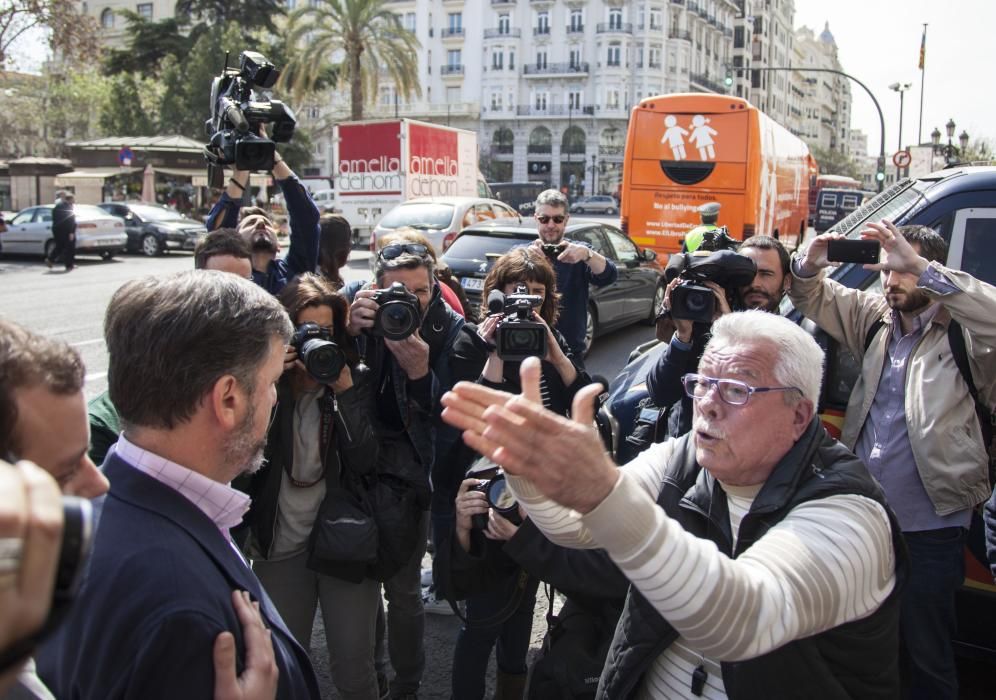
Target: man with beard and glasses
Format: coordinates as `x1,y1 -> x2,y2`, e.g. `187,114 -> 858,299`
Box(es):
645,235 -> 790,439
791,220 -> 996,700
37,271 -> 321,700
206,151 -> 320,296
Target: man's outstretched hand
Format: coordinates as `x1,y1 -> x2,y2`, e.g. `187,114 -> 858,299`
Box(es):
441,357 -> 617,514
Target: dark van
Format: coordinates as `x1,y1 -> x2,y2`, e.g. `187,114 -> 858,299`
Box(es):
488,181 -> 546,215
813,188 -> 870,233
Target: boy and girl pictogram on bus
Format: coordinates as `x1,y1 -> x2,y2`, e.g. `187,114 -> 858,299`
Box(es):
661,114 -> 718,161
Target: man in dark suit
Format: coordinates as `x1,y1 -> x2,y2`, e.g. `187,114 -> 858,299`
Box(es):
38,270 -> 320,699
46,191 -> 76,271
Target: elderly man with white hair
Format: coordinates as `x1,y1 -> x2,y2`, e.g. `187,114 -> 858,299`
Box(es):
441,310 -> 906,700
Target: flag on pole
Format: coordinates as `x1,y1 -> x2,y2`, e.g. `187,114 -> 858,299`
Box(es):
918,28 -> 926,70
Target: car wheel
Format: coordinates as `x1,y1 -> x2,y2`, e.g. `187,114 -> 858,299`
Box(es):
101,251 -> 114,260
606,207 -> 617,215
584,304 -> 596,357
644,282 -> 666,325
44,239 -> 56,260
141,233 -> 161,257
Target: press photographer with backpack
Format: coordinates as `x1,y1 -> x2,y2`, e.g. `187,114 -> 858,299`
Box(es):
791,220 -> 996,700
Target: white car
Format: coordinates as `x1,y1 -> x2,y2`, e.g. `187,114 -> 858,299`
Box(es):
370,196 -> 520,258
1,204 -> 128,260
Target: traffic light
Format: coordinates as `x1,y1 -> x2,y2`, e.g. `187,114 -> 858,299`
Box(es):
724,69 -> 734,87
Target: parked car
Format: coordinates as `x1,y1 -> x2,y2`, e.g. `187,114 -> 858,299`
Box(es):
570,195 -> 618,215
371,196 -> 521,259
598,166 -> 996,659
813,188 -> 871,233
311,189 -> 336,212
489,181 -> 546,215
97,202 -> 207,257
0,204 -> 127,260
441,218 -> 663,355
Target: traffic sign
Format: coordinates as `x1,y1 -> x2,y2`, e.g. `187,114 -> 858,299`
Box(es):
118,147 -> 134,166
893,150 -> 912,168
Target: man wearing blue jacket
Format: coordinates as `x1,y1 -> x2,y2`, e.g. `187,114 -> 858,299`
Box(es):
527,189 -> 617,362
206,151 -> 319,295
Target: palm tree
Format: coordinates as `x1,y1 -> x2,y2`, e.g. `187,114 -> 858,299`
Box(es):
281,0 -> 421,121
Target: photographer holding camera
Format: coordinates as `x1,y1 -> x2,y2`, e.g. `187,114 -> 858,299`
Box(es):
344,235 -> 464,700
438,247 -> 592,699
243,274 -> 383,700
527,189 -> 617,363
643,235 -> 789,444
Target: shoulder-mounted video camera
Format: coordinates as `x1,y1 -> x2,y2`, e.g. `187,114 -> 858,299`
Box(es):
664,247 -> 756,323
204,51 -> 297,188
486,284 -> 547,361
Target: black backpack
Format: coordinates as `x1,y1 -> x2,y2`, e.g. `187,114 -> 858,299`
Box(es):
863,318 -> 995,483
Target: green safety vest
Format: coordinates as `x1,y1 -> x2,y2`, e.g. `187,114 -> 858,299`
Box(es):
683,224 -> 719,253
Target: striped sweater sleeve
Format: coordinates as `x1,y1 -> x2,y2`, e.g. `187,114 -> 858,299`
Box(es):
507,448 -> 896,661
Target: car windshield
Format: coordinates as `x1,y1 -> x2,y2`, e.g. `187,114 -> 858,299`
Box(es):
75,205 -> 115,220
378,203 -> 455,229
127,204 -> 186,222
444,233 -> 525,260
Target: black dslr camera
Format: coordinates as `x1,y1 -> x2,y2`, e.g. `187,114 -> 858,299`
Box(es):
292,322 -> 346,383
664,248 -> 757,323
471,472 -> 523,530
204,50 -> 297,188
368,282 -> 421,340
487,284 -> 547,361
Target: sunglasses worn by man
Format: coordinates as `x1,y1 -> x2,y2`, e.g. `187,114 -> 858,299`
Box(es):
378,243 -> 430,261
536,215 -> 566,225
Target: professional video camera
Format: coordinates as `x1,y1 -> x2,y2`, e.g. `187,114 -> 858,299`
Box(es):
368,282 -> 422,340
204,50 -> 297,188
664,247 -> 757,323
487,284 -> 547,361
292,322 -> 346,383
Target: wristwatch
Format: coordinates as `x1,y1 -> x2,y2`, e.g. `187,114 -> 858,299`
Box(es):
585,247 -> 594,262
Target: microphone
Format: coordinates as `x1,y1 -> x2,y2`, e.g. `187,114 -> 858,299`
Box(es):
487,289 -> 506,315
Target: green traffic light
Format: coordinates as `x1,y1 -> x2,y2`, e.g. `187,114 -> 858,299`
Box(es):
876,172 -> 885,181
724,75 -> 733,87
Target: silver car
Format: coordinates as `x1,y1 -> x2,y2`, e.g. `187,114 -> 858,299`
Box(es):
570,195 -> 618,215
1,204 -> 128,260
371,196 -> 520,258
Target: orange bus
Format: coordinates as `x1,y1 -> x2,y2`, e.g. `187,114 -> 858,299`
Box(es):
620,94 -> 811,258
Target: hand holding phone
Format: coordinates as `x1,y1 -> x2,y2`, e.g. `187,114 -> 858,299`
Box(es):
826,239 -> 881,265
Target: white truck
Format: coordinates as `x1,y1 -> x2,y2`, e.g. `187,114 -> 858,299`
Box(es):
331,118 -> 481,245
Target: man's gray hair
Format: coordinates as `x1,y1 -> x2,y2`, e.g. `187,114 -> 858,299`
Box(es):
104,270 -> 292,431
706,310 -> 824,407
535,189 -> 569,211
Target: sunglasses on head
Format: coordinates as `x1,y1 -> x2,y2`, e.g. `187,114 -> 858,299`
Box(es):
536,214 -> 566,224
378,243 -> 430,260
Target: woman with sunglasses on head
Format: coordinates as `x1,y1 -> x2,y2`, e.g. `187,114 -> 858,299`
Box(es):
244,273 -> 383,700
437,246 -> 594,699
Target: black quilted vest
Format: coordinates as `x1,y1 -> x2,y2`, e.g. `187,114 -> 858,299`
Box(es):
597,419 -> 907,700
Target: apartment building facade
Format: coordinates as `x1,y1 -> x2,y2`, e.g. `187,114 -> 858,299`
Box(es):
82,0 -> 852,195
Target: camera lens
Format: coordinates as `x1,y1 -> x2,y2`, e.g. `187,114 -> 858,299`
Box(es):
684,289 -> 712,313
300,339 -> 345,383
377,302 -> 419,340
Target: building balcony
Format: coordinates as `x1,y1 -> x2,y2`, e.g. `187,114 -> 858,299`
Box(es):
567,25 -> 584,34
669,28 -> 692,41
670,0 -> 685,5
596,22 -> 633,34
599,144 -> 624,156
484,28 -> 522,39
687,0 -> 700,12
523,62 -> 590,77
516,105 -> 595,117
440,65 -> 464,77
533,26 -> 551,37
490,0 -> 514,5
441,27 -> 464,39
